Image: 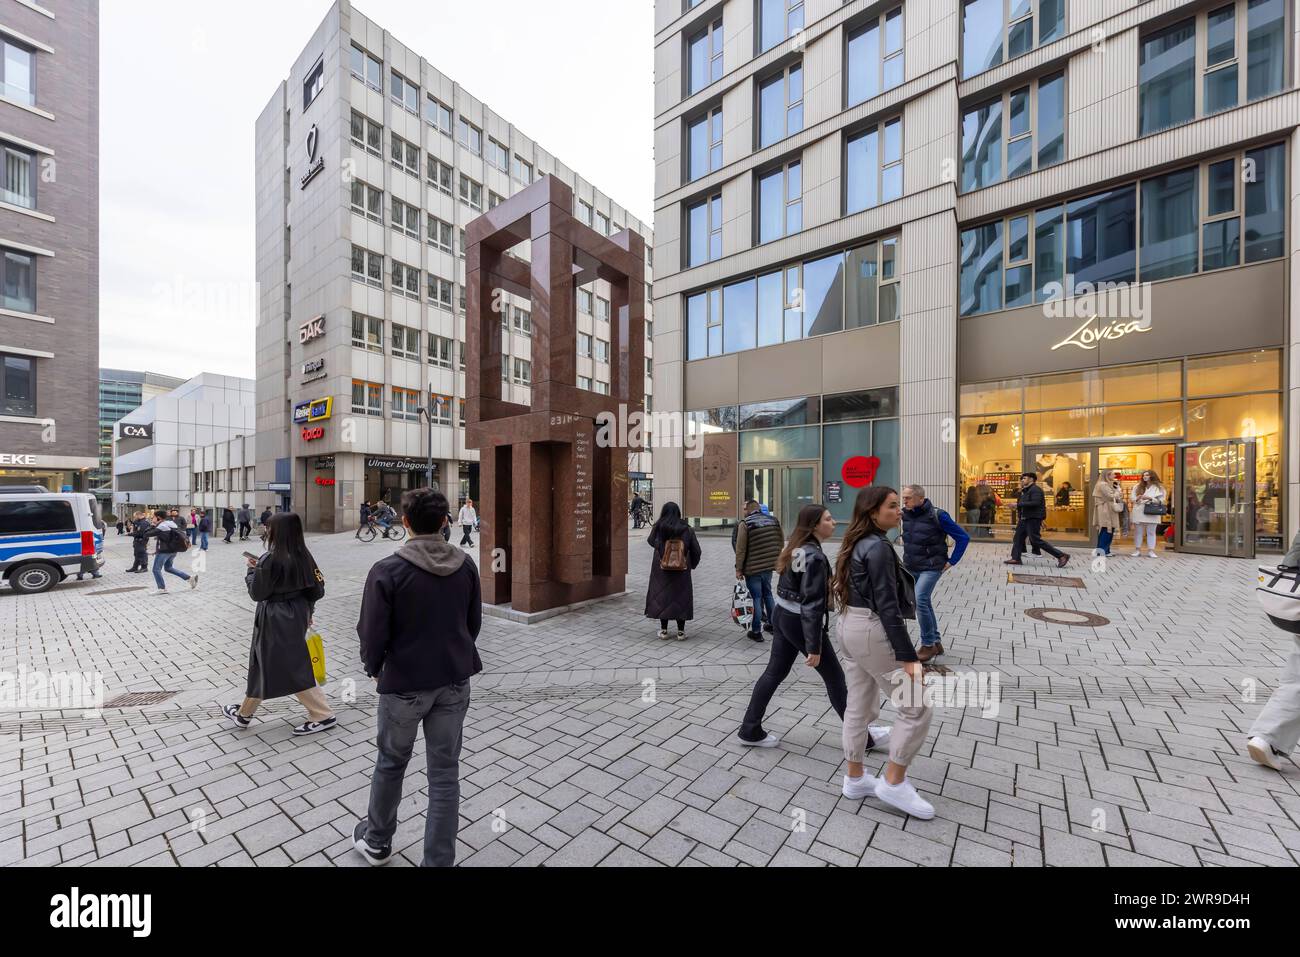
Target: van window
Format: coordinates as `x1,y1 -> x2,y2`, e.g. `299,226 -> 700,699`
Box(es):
0,500 -> 76,535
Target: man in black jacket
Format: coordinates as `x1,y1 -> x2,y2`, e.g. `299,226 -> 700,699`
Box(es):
1006,472 -> 1069,567
353,488 -> 482,867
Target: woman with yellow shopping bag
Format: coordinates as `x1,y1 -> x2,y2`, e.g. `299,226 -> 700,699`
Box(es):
222,512 -> 337,736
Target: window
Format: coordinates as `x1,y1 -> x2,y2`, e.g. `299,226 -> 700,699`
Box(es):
459,174 -> 482,210
760,0 -> 805,53
389,70 -> 418,114
844,238 -> 901,328
391,387 -> 420,421
759,63 -> 803,148
428,215 -> 453,252
352,379 -> 383,416
350,245 -> 383,287
0,498 -> 74,534
428,156 -> 452,194
458,399 -> 467,428
457,117 -> 482,155
578,375 -> 593,390
687,107 -> 723,180
393,262 -> 420,298
390,133 -> 419,177
846,117 -> 903,213
392,324 -> 420,360
303,58 -> 325,109
961,72 -> 1063,192
0,353 -> 34,416
459,229 -> 467,258
350,179 -> 382,220
513,155 -> 533,183
1139,19 -> 1196,134
488,138 -> 509,171
429,333 -> 453,368
513,358 -> 532,384
687,18 -> 724,95
579,288 -> 593,314
428,273 -> 454,307
846,7 -> 904,105
578,332 -> 592,357
351,312 -> 383,351
350,110 -> 382,155
686,193 -> 723,267
425,96 -> 453,133
391,198 -> 420,238
513,307 -> 532,336
595,339 -> 610,362
594,380 -> 610,395
757,159 -> 801,243
2,142 -> 35,210
597,297 -> 611,322
349,43 -> 382,90
596,212 -> 610,235
578,200 -> 593,225
961,0 -> 1064,79
489,190 -> 505,210
425,393 -> 452,425
1140,167 -> 1199,280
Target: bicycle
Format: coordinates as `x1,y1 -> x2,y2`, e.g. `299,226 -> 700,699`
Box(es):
356,520 -> 407,543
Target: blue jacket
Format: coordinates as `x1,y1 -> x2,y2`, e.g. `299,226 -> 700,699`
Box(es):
901,499 -> 969,572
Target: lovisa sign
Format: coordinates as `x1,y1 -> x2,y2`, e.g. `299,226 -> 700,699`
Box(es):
1051,316 -> 1152,351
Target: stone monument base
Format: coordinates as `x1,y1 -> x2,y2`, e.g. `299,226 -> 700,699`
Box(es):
480,590 -> 630,626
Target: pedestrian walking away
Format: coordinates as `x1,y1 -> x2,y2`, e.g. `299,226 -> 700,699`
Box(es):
1092,469 -> 1123,557
221,507 -> 237,543
900,484 -> 968,663
833,485 -> 934,819
1249,530 -> 1300,772
1129,469 -> 1166,558
644,502 -> 702,641
237,503 -> 253,541
1005,472 -> 1068,567
354,488 -> 483,868
457,498 -> 477,547
144,510 -> 197,594
222,512 -> 335,737
734,498 -> 784,642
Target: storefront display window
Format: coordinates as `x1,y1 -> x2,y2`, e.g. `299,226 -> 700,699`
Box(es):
740,425 -> 820,462
1187,349 -> 1280,395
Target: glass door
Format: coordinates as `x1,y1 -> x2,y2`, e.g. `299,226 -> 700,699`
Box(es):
741,462 -> 819,527
1179,440 -> 1255,557
1027,448 -> 1092,544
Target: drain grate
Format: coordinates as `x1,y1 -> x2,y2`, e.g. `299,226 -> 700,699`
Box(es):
89,587 -> 150,596
1008,573 -> 1086,589
103,691 -> 178,708
1025,607 -> 1111,627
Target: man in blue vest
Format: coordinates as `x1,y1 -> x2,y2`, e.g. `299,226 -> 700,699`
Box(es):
901,484 -> 970,663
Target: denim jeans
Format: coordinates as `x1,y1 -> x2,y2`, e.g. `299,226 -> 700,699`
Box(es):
200,531 -> 209,550
1096,528 -> 1114,554
744,571 -> 775,635
913,569 -> 943,647
362,680 -> 470,867
151,553 -> 189,589
187,527 -> 197,544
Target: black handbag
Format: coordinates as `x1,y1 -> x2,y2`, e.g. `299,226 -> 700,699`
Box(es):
1142,501 -> 1164,516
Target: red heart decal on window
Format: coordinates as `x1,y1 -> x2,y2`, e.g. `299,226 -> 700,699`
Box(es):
842,456 -> 881,488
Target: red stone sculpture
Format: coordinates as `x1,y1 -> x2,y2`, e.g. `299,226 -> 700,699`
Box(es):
465,176 -> 647,614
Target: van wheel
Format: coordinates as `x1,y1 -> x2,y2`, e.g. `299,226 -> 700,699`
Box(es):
9,562 -> 60,594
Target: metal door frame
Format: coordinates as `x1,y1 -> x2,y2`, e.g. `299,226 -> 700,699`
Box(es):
741,460 -> 820,526
1024,445 -> 1095,542
1176,439 -> 1256,558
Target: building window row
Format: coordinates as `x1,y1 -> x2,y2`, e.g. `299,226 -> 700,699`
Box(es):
847,6 -> 904,106
961,0 -> 1064,80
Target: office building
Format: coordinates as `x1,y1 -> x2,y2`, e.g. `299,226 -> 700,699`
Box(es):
92,368 -> 187,501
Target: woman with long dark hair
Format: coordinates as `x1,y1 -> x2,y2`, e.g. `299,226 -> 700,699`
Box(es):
833,486 -> 933,818
737,504 -> 887,750
222,512 -> 336,735
644,502 -> 702,640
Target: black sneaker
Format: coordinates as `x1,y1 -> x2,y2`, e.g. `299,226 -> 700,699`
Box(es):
747,631 -> 764,642
293,716 -> 337,736
222,705 -> 251,729
352,820 -> 392,866
762,623 -> 774,634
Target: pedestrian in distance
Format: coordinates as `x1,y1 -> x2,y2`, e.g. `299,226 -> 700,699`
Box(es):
115,516 -> 125,536
354,488 -> 482,867
900,484 -> 968,663
127,511 -> 150,573
1130,469 -> 1166,558
833,485 -> 934,818
1249,530 -> 1300,772
1092,469 -> 1123,556
259,506 -> 273,528
734,498 -> 784,642
356,501 -> 372,540
457,497 -> 477,547
222,512 -> 335,736
1005,472 -> 1069,567
237,503 -> 253,541
221,507 -> 237,543
644,502 -> 702,641
197,509 -> 211,550
630,492 -> 646,529
170,507 -> 190,546
144,509 -> 197,595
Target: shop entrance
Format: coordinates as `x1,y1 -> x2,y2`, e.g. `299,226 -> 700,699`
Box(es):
1177,440 -> 1255,557
741,462 -> 818,527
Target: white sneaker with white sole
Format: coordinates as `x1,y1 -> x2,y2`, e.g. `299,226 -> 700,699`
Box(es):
1247,736 -> 1283,771
842,774 -> 877,800
867,725 -> 892,752
738,732 -> 780,748
874,777 -> 935,819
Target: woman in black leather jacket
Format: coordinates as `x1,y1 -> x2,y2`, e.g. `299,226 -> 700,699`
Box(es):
737,503 -> 859,748
832,486 -> 934,819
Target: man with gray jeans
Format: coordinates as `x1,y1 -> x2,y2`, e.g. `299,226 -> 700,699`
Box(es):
353,488 -> 482,866
1249,531 -> 1300,772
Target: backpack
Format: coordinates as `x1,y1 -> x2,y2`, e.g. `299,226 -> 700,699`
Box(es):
1257,565 -> 1300,633
169,527 -> 190,552
660,537 -> 688,572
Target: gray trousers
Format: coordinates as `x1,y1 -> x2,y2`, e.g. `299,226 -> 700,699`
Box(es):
1250,637 -> 1300,755
362,680 -> 471,867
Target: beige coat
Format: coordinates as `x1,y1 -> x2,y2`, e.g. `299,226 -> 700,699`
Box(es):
1093,478 -> 1122,531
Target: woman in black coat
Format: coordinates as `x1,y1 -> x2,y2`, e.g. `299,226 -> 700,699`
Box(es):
221,507 -> 237,543
644,502 -> 702,641
222,512 -> 337,736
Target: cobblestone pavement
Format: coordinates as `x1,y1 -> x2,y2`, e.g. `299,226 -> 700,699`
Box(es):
2,525 -> 1298,867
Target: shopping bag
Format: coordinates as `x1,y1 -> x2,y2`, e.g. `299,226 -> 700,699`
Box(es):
731,580 -> 754,628
306,630 -> 327,684
1257,566 -> 1300,634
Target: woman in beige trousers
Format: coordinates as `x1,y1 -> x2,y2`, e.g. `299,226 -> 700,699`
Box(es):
832,485 -> 935,819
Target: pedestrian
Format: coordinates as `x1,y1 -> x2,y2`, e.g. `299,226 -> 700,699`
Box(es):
630,491 -> 646,529
128,510 -> 149,573
222,506 -> 236,543
977,483 -> 999,538
457,497 -> 477,546
196,509 -> 211,550
1092,469 -> 1123,556
144,509 -> 197,595
259,506 -> 273,528
1005,472 -> 1069,567
170,507 -> 190,547
734,498 -> 783,642
356,501 -> 372,539
962,484 -> 981,533
222,512 -> 335,736
1054,481 -> 1074,507
1248,530 -> 1300,772
1129,469 -> 1166,558
644,502 -> 702,641
115,516 -> 125,536
833,486 -> 934,818
354,488 -> 482,867
900,484 -> 968,663
237,503 -> 253,541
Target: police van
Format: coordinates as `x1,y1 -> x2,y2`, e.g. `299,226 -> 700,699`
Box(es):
0,491 -> 105,593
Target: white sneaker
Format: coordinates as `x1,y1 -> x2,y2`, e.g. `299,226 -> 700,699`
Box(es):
657,629 -> 670,640
738,732 -> 780,748
842,774 -> 877,800
1247,736 -> 1283,771
867,724 -> 892,752
150,589 -> 169,597
1146,552 -> 1157,559
1130,550 -> 1141,557
874,777 -> 935,820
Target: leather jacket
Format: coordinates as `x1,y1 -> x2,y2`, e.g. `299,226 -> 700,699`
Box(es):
845,531 -> 917,662
775,541 -> 830,655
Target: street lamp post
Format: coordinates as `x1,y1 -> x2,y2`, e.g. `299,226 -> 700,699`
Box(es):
416,406 -> 434,490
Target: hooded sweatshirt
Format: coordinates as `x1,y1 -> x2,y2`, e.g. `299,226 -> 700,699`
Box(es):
356,533 -> 483,694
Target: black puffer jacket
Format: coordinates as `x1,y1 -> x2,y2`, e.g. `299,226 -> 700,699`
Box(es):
1017,483 -> 1046,521
775,541 -> 830,655
845,531 -> 918,662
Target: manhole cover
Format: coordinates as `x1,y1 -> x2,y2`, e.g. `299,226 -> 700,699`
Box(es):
103,692 -> 178,708
1008,573 -> 1086,589
89,587 -> 149,596
1024,608 -> 1110,627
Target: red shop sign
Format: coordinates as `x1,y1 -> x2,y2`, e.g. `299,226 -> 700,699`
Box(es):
841,455 -> 881,488
301,427 -> 325,442
314,477 -> 335,487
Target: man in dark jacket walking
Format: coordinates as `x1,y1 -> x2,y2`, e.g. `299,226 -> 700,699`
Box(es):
128,510 -> 150,572
353,488 -> 482,868
901,485 -> 969,663
1006,472 -> 1068,567
221,507 -> 237,543
734,499 -> 784,642
237,504 -> 253,540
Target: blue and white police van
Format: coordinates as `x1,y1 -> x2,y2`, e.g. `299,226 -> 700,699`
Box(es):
0,490 -> 105,594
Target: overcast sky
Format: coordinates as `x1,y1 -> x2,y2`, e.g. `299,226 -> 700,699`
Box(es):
100,0 -> 654,380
